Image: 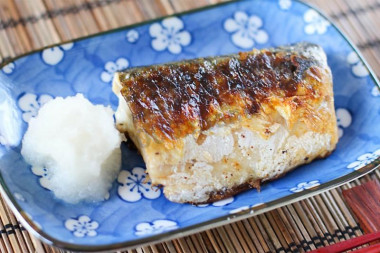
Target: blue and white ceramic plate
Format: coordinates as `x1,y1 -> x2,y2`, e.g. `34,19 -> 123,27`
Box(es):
0,0 -> 379,251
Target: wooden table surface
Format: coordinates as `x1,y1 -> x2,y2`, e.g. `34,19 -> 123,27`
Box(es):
0,0 -> 379,252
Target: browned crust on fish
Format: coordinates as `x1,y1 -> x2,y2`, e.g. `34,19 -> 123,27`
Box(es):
114,43 -> 338,204
199,179 -> 262,204
118,43 -> 326,144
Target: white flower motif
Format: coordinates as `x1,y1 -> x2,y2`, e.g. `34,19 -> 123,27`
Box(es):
65,215 -> 99,237
304,9 -> 330,35
371,86 -> 380,97
2,62 -> 15,74
117,167 -> 161,202
290,180 -> 320,193
14,192 -> 25,202
100,58 -> 129,83
197,197 -> 235,207
212,197 -> 234,206
347,149 -> 380,170
135,219 -> 178,236
18,93 -> 53,123
279,0 -> 292,10
229,206 -> 249,214
31,166 -> 52,190
336,108 -> 352,138
41,42 -> 74,65
347,52 -> 369,78
251,202 -> 265,208
149,17 -> 191,54
224,12 -> 268,49
126,30 -> 139,43
229,202 -> 264,214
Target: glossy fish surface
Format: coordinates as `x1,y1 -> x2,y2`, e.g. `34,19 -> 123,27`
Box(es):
113,42 -> 338,204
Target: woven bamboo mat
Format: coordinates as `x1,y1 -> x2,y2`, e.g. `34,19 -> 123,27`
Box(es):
0,0 -> 379,252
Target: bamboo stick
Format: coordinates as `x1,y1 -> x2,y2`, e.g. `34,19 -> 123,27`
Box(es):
210,227 -> 227,252
241,219 -> 264,253
278,206 -> 306,252
247,216 -> 271,252
0,196 -> 21,253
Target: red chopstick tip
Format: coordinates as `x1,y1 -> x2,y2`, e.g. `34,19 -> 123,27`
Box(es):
309,231 -> 380,253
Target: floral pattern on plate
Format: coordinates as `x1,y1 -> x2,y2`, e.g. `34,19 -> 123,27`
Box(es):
41,43 -> 74,65
289,180 -> 321,193
126,30 -> 139,43
224,11 -> 268,48
347,149 -> 380,171
65,216 -> 99,238
279,0 -> 292,10
1,62 -> 15,74
117,167 -> 161,202
17,93 -> 53,123
149,17 -> 191,54
336,108 -> 352,138
101,58 -> 129,83
347,52 -> 369,78
304,9 -> 330,35
197,197 -> 235,207
0,0 -> 379,250
135,219 -> 178,236
229,203 -> 265,214
31,166 -> 52,190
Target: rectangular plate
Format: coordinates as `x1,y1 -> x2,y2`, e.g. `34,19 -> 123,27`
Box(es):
0,0 -> 379,251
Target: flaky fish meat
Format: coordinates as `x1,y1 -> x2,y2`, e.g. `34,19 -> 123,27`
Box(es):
112,42 -> 338,204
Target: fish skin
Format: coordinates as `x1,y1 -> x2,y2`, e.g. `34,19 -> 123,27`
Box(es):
113,42 -> 338,204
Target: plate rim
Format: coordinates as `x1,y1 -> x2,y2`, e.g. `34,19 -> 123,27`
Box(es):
0,0 -> 379,251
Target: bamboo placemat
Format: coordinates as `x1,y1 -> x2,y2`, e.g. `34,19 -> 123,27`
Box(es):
0,0 -> 379,252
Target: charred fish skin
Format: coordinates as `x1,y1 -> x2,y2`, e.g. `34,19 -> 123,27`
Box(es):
113,42 -> 338,204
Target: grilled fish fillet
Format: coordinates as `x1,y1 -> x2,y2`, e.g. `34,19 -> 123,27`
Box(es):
112,42 -> 338,204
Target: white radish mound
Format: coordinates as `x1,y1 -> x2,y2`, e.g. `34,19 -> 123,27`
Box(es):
21,94 -> 122,204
